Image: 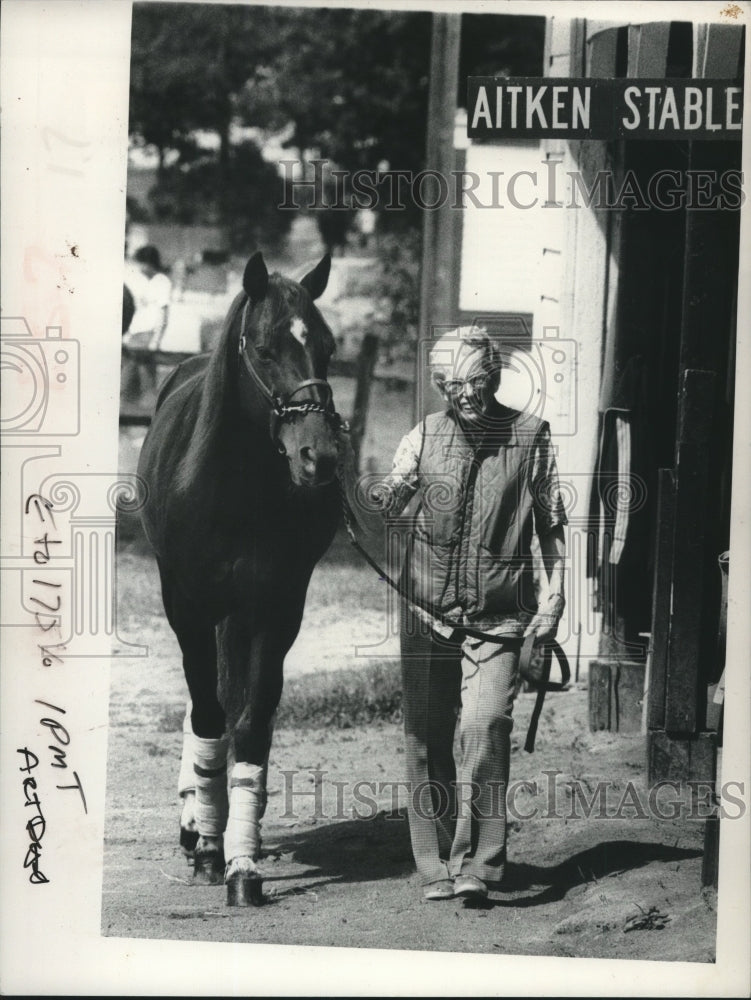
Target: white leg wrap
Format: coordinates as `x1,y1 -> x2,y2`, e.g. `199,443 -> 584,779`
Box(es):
193,734 -> 229,839
224,711 -> 275,813
177,701 -> 195,798
223,762 -> 265,863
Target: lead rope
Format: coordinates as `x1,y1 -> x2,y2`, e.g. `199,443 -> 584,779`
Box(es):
336,458 -> 400,590
335,452 -> 476,638
335,446 -> 441,634
335,441 -> 566,753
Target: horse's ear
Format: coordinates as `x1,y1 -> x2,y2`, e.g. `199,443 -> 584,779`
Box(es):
300,254 -> 331,301
243,252 -> 269,303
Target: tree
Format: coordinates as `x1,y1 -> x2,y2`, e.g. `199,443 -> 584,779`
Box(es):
149,140 -> 293,250
267,9 -> 544,171
128,4 -> 544,239
459,13 -> 546,88
269,9 -> 432,175
129,3 -> 287,182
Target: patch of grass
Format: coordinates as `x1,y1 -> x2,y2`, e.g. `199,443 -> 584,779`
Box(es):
157,704 -> 186,733
152,661 -> 402,735
277,660 -> 402,729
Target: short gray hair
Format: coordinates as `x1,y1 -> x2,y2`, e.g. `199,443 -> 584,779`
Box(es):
427,326 -> 502,387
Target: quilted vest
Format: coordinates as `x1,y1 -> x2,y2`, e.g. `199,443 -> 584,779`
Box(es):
406,404 -> 547,624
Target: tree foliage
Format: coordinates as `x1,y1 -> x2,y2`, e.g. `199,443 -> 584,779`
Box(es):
130,5 -> 432,177
268,9 -> 431,173
129,2 -> 288,167
128,4 -> 544,240
148,141 -> 293,250
459,13 -> 545,85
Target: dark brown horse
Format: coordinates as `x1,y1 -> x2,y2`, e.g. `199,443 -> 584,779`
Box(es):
138,252 -> 342,905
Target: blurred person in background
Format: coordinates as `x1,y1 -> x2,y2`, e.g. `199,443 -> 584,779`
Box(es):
124,244 -> 172,350
122,244 -> 172,404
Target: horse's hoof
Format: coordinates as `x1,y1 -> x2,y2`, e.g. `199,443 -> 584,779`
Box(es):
226,872 -> 264,907
193,849 -> 224,885
180,827 -> 199,857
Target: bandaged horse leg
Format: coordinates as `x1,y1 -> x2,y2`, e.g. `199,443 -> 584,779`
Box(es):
164,591 -> 226,882
219,602 -> 303,906
224,711 -> 275,858
224,710 -> 279,905
224,761 -> 266,905
192,732 -> 229,884
224,665 -> 284,904
177,700 -> 198,856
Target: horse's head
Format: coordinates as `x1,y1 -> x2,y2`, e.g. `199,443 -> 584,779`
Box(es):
238,251 -> 341,488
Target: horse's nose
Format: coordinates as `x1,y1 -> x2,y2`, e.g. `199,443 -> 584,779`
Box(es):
300,446 -> 337,483
300,445 -> 317,477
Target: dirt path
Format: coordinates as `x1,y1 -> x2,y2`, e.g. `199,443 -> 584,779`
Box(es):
102,548 -> 716,961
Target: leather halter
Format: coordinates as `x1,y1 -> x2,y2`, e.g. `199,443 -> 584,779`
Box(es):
237,298 -> 342,451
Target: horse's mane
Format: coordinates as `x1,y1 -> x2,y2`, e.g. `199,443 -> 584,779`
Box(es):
173,291 -> 246,494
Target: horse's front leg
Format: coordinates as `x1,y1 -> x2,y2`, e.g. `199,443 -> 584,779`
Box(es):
220,616 -> 295,906
162,578 -> 228,886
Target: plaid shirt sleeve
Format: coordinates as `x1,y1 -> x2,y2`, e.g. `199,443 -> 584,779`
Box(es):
531,424 -> 568,535
377,423 -> 423,517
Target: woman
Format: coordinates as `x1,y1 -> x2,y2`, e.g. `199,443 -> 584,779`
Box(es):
344,326 -> 567,901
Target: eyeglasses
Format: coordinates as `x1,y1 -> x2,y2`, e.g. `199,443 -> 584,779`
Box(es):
440,374 -> 493,396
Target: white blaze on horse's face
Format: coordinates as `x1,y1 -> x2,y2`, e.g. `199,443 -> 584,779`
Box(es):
290,316 -> 308,346
241,252 -> 339,489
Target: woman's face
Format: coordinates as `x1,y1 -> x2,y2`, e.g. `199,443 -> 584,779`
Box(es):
438,347 -> 498,424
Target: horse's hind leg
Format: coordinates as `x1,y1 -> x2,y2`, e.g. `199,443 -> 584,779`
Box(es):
162,579 -> 227,885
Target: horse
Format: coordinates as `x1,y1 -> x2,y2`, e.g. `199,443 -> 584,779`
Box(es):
137,251 -> 343,906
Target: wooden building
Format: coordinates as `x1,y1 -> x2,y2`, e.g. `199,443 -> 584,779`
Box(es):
541,17 -> 742,791
418,14 -> 743,800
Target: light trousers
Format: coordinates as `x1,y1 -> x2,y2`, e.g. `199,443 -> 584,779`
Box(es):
400,603 -> 521,886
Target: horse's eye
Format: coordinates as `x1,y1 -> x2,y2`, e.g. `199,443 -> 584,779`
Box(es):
255,346 -> 273,362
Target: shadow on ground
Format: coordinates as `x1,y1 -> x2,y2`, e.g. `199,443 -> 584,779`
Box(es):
267,809 -> 702,907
